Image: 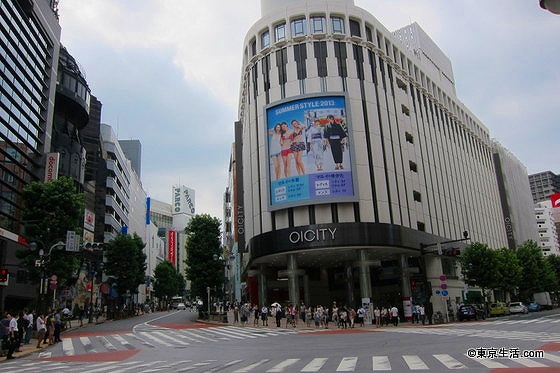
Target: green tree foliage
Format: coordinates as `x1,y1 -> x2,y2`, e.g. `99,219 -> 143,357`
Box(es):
184,214 -> 222,300
459,242 -> 499,300
516,240 -> 557,301
494,247 -> 522,296
546,254 -> 560,303
104,233 -> 147,297
17,177 -> 84,285
153,260 -> 185,303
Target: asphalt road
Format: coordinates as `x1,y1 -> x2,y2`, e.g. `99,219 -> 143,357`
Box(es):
3,308 -> 560,372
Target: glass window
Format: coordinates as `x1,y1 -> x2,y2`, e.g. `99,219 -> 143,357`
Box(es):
349,19 -> 361,37
331,17 -> 345,34
275,23 -> 286,42
310,16 -> 326,33
291,18 -> 307,37
261,30 -> 270,49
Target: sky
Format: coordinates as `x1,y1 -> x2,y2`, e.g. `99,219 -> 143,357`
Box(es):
57,0 -> 560,222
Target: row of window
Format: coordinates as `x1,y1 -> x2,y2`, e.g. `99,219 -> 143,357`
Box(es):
255,15 -> 352,54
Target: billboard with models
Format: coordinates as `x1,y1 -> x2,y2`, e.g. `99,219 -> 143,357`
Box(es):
265,94 -> 356,210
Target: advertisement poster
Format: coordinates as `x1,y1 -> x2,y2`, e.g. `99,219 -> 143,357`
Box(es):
266,95 -> 355,209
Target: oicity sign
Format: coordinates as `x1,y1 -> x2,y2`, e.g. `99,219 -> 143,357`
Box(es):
288,227 -> 337,244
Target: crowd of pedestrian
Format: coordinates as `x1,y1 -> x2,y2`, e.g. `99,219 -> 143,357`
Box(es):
227,301 -> 408,329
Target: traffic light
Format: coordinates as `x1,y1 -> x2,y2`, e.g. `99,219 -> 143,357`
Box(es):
83,242 -> 104,250
0,268 -> 8,284
441,248 -> 461,257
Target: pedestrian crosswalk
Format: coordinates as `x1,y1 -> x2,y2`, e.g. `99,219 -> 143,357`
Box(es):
381,325 -> 560,342
2,353 -> 560,372
42,325 -> 306,358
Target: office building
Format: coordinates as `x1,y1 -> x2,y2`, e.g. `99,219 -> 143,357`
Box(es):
529,171 -> 560,204
234,0 -> 532,316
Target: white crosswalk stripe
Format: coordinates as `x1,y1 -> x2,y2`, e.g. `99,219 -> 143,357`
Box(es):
2,353 -> 560,372
382,325 -> 560,342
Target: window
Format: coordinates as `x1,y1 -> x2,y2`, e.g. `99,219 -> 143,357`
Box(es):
250,39 -> 257,56
349,19 -> 361,37
310,16 -> 326,33
405,132 -> 414,144
291,18 -> 307,37
417,222 -> 425,231
409,161 -> 417,173
331,17 -> 345,34
413,191 -> 422,202
261,30 -> 270,49
401,105 -> 410,116
275,23 -> 286,42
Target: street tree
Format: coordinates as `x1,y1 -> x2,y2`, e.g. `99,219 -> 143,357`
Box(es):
545,255 -> 560,303
184,214 -> 222,301
516,240 -> 557,301
17,176 -> 84,286
153,260 -> 185,307
494,247 -> 523,297
459,242 -> 500,301
103,233 -> 147,306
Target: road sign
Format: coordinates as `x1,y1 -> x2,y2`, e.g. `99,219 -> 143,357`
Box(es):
66,231 -> 78,252
442,290 -> 449,296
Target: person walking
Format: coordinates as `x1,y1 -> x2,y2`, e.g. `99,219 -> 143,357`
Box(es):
374,307 -> 381,328
260,305 -> 269,326
419,305 -> 426,326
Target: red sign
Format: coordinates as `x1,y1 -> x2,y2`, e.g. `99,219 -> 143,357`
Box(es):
551,193 -> 560,208
168,230 -> 176,266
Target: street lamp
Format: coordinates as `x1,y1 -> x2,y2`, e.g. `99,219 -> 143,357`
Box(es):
540,0 -> 560,14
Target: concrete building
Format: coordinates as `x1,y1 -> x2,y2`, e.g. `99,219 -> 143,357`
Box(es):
234,0 -> 528,317
535,200 -> 560,256
492,142 -> 538,249
529,171 -> 560,204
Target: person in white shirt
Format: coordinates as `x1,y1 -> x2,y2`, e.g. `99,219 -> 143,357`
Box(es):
6,313 -> 18,359
36,314 -> 47,348
390,306 -> 399,327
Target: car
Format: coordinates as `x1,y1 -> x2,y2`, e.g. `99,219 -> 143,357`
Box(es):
509,302 -> 528,314
489,302 -> 510,317
175,302 -> 186,310
527,302 -> 542,312
457,304 -> 479,321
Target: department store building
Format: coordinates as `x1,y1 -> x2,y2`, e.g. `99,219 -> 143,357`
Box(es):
235,0 -> 522,318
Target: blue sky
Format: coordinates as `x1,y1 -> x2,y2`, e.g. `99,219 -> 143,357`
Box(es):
57,0 -> 560,221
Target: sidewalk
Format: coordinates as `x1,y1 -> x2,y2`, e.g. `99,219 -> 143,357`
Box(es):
2,316 -> 107,362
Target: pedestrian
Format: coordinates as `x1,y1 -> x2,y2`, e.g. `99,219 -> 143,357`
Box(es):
260,305 -> 268,326
62,306 -> 71,328
305,306 -> 312,327
374,307 -> 381,328
419,305 -> 426,325
53,309 -> 62,342
391,305 -> 399,327
6,313 -> 19,360
0,313 -> 9,357
253,304 -> 260,326
233,305 -> 239,324
36,313 -> 46,348
46,311 -> 55,345
78,306 -> 84,327
357,306 -> 365,327
275,305 -> 283,327
23,310 -> 34,345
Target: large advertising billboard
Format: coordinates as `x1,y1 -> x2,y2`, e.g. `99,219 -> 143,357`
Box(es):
266,94 -> 356,210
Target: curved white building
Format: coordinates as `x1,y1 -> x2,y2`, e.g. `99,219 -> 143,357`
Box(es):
236,0 -> 509,317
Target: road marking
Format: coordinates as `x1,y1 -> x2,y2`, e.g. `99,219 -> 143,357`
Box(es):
113,334 -> 136,349
336,356 -> 358,371
80,336 -> 97,353
62,338 -> 75,355
544,352 -> 560,363
433,354 -> 466,369
98,335 -> 117,350
514,358 -> 548,367
266,358 -> 300,372
81,361 -> 134,373
469,358 -> 508,369
139,331 -> 174,347
153,330 -> 190,346
202,359 -> 243,373
301,357 -> 328,372
233,359 -> 270,372
403,355 -> 429,370
372,356 -> 392,370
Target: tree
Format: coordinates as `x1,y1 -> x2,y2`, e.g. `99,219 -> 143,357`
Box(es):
153,261 -> 185,307
546,254 -> 560,304
516,240 -> 557,301
184,214 -> 222,301
494,247 -> 522,297
104,233 -> 147,300
459,242 -> 500,301
17,176 -> 84,286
